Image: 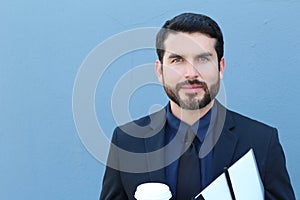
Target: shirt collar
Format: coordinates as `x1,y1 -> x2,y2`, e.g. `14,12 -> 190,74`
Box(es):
166,103 -> 212,142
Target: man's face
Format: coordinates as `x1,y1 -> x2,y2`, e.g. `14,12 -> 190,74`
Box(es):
155,32 -> 225,110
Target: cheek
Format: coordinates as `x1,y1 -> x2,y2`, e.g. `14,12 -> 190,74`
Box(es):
163,67 -> 182,82
201,68 -> 220,83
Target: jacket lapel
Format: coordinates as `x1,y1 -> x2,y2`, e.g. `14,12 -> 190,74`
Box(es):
144,108 -> 167,183
211,105 -> 238,180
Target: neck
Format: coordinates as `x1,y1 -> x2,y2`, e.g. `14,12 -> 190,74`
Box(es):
170,100 -> 215,125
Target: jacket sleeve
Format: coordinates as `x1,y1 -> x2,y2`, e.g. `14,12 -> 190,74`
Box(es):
100,128 -> 128,200
100,166 -> 127,200
264,128 -> 295,200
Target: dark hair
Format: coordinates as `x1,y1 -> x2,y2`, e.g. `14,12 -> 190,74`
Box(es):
156,13 -> 224,64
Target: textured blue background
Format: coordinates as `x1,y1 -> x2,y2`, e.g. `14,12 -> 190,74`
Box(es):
1,0 -> 299,199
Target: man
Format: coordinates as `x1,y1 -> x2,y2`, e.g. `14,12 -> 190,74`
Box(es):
100,13 -> 295,200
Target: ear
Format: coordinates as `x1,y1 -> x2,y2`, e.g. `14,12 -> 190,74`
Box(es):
155,60 -> 163,84
219,57 -> 226,80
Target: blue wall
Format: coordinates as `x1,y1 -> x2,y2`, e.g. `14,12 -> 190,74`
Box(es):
1,0 -> 299,199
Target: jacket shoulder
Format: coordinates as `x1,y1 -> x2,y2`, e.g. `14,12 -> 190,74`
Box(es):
111,108 -> 166,152
117,108 -> 166,131
227,109 -> 276,132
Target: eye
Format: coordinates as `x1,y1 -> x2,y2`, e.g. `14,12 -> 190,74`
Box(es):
172,57 -> 183,63
199,56 -> 209,62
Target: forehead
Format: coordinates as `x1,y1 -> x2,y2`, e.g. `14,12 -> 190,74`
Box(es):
163,32 -> 216,56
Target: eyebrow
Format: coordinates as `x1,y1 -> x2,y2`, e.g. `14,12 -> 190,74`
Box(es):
167,52 -> 213,59
167,53 -> 183,59
197,52 -> 213,57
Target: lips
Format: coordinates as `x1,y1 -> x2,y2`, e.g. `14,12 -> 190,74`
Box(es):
180,84 -> 203,93
181,84 -> 203,89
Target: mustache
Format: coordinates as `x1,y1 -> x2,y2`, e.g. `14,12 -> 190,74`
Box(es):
176,79 -> 208,89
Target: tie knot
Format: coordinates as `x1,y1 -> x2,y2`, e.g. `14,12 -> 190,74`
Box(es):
184,128 -> 199,145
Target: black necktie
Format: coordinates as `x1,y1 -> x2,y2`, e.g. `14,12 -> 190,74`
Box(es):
176,128 -> 201,200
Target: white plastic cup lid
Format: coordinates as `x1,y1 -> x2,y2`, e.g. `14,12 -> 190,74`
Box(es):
134,182 -> 172,200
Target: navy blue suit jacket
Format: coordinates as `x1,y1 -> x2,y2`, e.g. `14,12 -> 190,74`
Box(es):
100,102 -> 295,200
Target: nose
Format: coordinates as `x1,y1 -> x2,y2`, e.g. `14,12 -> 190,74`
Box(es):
184,62 -> 200,79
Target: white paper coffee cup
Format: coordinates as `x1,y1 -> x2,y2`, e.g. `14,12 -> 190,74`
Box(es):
134,182 -> 172,200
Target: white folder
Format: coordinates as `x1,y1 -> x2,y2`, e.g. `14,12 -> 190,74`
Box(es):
196,149 -> 264,200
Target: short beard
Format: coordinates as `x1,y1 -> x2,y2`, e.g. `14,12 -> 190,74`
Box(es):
163,78 -> 220,110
